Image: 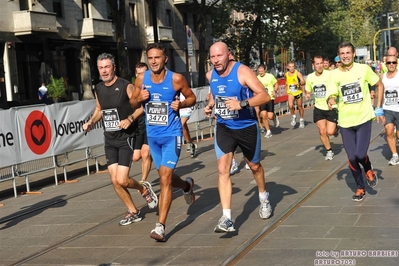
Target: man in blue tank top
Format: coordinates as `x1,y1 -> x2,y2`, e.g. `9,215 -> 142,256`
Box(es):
204,42 -> 273,233
82,53 -> 158,226
131,43 -> 196,242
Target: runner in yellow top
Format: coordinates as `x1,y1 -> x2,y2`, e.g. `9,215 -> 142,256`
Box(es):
256,64 -> 279,138
306,55 -> 338,160
285,61 -> 306,128
327,42 -> 384,202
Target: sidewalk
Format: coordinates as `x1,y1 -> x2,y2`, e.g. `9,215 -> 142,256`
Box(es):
1,109 -> 398,266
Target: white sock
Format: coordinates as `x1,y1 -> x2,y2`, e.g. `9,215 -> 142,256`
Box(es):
259,191 -> 269,201
222,209 -> 232,219
232,159 -> 236,165
292,115 -> 296,119
300,118 -> 304,121
393,153 -> 398,157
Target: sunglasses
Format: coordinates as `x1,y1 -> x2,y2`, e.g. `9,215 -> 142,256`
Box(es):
386,61 -> 397,65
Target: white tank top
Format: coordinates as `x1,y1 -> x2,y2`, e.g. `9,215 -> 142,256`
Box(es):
382,72 -> 399,112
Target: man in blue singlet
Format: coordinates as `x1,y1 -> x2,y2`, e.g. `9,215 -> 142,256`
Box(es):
204,42 -> 273,233
131,43 -> 196,242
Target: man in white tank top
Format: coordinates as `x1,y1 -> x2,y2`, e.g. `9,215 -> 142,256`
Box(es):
381,54 -> 399,165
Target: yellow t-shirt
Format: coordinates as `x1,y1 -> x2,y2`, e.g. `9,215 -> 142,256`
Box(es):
285,70 -> 302,96
306,70 -> 331,110
327,63 -> 379,128
257,73 -> 277,100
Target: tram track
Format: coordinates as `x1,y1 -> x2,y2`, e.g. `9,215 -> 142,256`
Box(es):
222,129 -> 384,266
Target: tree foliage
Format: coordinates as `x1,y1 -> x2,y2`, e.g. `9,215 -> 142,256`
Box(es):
211,0 -> 391,70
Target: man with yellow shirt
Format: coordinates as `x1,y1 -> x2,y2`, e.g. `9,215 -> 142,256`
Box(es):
306,55 -> 338,160
285,61 -> 306,128
327,42 -> 384,202
256,64 -> 279,138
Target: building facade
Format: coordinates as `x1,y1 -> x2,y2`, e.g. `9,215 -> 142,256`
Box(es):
0,0 -> 213,105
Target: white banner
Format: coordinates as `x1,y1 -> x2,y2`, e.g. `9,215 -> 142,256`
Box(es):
0,109 -> 19,167
188,86 -> 210,123
2,100 -> 104,166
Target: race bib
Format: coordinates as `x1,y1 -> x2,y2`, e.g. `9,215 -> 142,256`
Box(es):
102,108 -> 121,131
146,101 -> 169,126
313,84 -> 326,98
340,81 -> 363,104
215,96 -> 239,119
385,90 -> 399,106
289,84 -> 298,93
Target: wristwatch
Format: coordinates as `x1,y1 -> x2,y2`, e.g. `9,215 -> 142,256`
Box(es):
240,100 -> 249,109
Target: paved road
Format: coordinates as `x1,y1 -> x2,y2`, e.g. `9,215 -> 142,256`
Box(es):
1,108 -> 398,266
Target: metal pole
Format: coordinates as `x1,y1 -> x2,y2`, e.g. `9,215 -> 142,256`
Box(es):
373,27 -> 399,62
388,14 -> 391,48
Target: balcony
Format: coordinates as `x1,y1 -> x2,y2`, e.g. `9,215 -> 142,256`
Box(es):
173,0 -> 193,4
13,11 -> 58,36
80,18 -> 114,39
146,26 -> 173,43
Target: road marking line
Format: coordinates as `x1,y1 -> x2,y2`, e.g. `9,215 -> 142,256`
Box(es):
296,147 -> 315,156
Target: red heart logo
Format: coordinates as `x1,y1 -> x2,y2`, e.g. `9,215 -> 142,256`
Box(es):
32,124 -> 45,142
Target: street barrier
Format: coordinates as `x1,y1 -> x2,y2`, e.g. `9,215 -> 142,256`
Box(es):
0,82 -> 310,198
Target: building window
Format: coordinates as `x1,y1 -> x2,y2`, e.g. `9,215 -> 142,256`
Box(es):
148,4 -> 153,26
193,14 -> 198,32
129,3 -> 136,26
53,0 -> 63,18
166,9 -> 172,27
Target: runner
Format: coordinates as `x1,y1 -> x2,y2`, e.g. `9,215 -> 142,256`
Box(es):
306,55 -> 338,160
327,42 -> 384,201
285,61 -> 306,128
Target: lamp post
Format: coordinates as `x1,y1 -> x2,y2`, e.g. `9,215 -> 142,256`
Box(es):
387,12 -> 398,48
373,26 -> 399,62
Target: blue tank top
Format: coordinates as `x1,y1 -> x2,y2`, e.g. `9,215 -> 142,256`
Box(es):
142,70 -> 182,137
210,62 -> 256,129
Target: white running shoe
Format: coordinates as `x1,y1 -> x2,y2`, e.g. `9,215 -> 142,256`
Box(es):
214,215 -> 235,233
245,163 -> 250,170
388,154 -> 399,165
299,119 -> 305,128
291,115 -> 296,126
273,115 -> 280,127
230,159 -> 238,175
259,198 -> 272,219
141,181 -> 158,209
265,130 -> 272,138
325,150 -> 334,161
150,222 -> 166,242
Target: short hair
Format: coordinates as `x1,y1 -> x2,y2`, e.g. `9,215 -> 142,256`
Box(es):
323,57 -> 330,62
258,64 -> 266,70
287,60 -> 295,66
97,53 -> 115,65
338,42 -> 355,53
135,62 -> 148,69
146,42 -> 167,56
313,55 -> 323,62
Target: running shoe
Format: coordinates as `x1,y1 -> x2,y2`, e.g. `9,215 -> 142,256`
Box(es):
150,222 -> 166,242
365,169 -> 378,187
291,115 -> 296,127
119,210 -> 142,226
141,181 -> 158,209
299,119 -> 305,128
325,150 -> 334,161
388,154 -> 399,165
190,143 -> 197,158
273,115 -> 280,127
183,177 -> 195,205
265,130 -> 272,138
214,215 -> 236,233
259,198 -> 272,219
245,163 -> 250,170
352,188 -> 365,202
333,128 -> 339,138
260,127 -> 266,134
186,142 -> 192,153
230,160 -> 238,175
